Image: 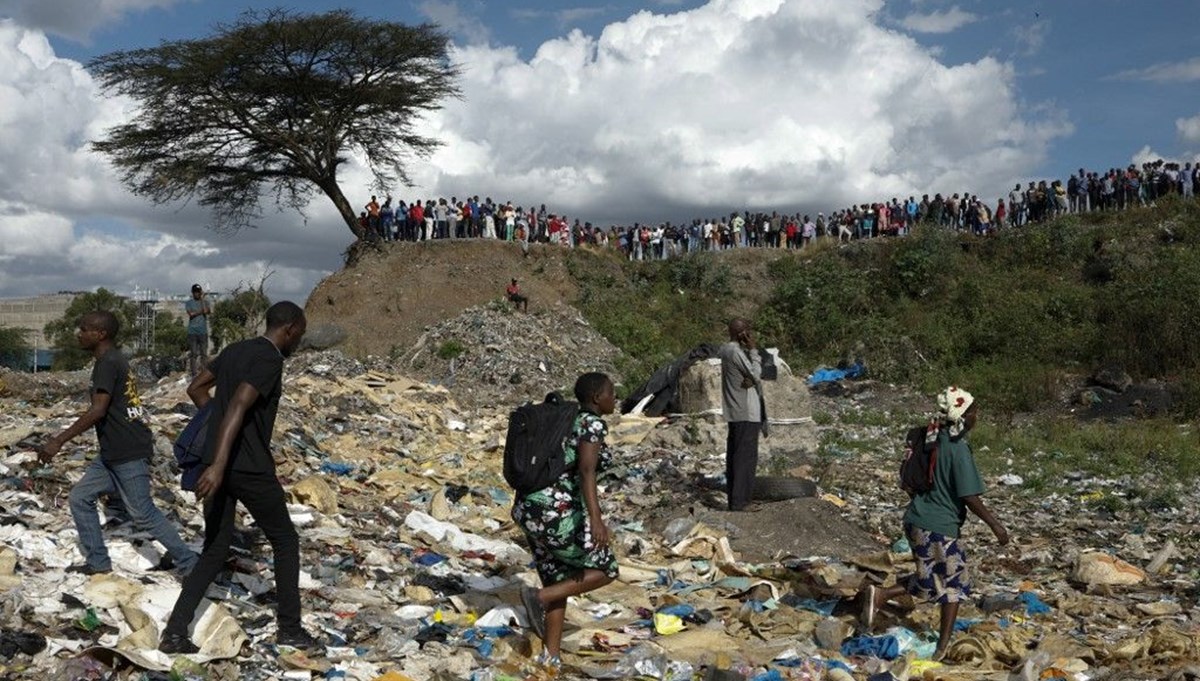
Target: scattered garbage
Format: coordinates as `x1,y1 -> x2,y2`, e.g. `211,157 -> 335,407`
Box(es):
0,339 -> 1196,680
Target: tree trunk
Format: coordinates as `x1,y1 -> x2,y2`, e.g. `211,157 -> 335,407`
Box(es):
319,177 -> 365,241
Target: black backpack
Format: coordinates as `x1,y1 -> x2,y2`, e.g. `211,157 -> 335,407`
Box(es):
503,393 -> 580,496
899,425 -> 938,494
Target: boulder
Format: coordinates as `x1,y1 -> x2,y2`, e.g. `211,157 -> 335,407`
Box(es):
1090,364 -> 1132,393
301,323 -> 348,351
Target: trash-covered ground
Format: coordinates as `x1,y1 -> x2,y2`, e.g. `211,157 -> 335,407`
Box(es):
0,347 -> 1197,680
398,301 -> 627,409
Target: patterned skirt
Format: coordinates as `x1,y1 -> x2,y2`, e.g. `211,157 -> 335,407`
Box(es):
512,494 -> 619,586
904,522 -> 972,604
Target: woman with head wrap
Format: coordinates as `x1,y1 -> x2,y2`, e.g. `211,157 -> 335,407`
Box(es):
859,387 -> 1009,661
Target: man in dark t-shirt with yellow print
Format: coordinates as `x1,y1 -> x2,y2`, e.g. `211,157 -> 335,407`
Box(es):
39,311 -> 198,576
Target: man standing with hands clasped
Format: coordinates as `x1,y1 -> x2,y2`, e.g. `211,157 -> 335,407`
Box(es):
184,284 -> 211,377
719,318 -> 767,512
159,301 -> 317,654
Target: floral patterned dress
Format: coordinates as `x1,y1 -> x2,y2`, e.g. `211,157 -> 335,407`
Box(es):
511,411 -> 619,585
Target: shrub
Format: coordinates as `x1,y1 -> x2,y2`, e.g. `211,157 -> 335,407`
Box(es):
437,340 -> 466,360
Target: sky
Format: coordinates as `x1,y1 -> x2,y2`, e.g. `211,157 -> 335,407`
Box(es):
0,0 -> 1198,305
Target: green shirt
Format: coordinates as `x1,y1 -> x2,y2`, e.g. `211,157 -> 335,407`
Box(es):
903,430 -> 986,538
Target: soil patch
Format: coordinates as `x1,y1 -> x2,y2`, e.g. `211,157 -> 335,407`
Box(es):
304,240 -> 586,358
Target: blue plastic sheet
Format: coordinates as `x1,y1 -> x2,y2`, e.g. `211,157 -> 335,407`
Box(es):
841,634 -> 900,660
781,596 -> 839,616
807,362 -> 866,386
1018,591 -> 1051,615
413,551 -> 448,566
656,604 -> 696,618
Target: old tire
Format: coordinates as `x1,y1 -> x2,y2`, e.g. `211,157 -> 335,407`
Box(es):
752,476 -> 818,502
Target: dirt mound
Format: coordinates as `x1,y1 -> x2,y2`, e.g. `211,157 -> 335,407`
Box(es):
305,239 -> 599,358
399,301 -> 628,407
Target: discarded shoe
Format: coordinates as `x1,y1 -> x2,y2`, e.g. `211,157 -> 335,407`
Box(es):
158,632 -> 199,655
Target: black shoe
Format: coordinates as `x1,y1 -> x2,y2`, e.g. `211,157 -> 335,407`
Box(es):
65,564 -> 111,576
158,632 -> 199,654
276,629 -> 321,651
149,555 -> 175,572
521,586 -> 546,640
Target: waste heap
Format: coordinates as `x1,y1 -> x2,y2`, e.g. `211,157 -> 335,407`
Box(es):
399,302 -> 627,409
0,352 -> 1196,681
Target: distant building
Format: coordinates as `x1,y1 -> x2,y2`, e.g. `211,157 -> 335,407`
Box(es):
0,293 -> 79,350
0,289 -> 224,371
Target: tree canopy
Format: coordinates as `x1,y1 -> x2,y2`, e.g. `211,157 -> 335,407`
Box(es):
211,288 -> 271,352
89,9 -> 460,248
43,289 -> 193,370
44,289 -> 138,370
0,326 -> 31,370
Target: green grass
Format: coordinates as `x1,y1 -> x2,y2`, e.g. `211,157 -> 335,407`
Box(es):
971,416 -> 1200,482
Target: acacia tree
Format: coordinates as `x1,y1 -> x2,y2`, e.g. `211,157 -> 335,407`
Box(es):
89,9 -> 460,253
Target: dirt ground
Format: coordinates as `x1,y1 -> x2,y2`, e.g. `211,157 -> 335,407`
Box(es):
303,240 -> 797,361
304,240 -> 590,358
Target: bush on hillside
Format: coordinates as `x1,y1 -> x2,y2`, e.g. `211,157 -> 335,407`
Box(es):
753,204 -> 1200,412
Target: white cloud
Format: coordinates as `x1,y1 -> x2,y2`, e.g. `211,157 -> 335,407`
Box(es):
0,0 -> 1075,304
416,1 -> 491,45
1115,57 -> 1200,83
898,6 -> 978,34
0,0 -> 185,41
1178,114 -> 1200,144
0,19 -> 342,302
413,0 -> 1069,222
1011,19 -> 1049,57
1130,145 -> 1200,168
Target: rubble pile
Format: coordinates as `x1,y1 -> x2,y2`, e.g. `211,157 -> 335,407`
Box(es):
0,360 -> 1195,680
399,302 -> 627,408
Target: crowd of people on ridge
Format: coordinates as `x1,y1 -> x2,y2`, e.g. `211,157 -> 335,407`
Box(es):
360,159 -> 1199,260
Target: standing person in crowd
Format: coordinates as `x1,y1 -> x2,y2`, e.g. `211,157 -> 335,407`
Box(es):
38,311 -> 199,576
185,284 -> 211,377
159,302 -> 315,654
859,387 -> 1009,662
515,372 -> 619,671
719,319 -> 766,512
364,195 -> 380,236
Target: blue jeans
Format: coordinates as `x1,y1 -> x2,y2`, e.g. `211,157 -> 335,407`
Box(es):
69,457 -> 198,572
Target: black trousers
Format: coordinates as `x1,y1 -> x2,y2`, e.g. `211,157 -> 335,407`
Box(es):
725,422 -> 761,511
165,470 -> 301,636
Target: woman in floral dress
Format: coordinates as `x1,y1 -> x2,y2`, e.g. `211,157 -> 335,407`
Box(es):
513,372 -> 619,668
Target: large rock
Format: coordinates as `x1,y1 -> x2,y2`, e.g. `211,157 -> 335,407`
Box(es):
301,323 -> 348,351
1090,364 -> 1132,393
655,356 -> 816,456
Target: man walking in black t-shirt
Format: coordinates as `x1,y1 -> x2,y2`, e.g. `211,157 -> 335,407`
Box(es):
39,311 -> 199,575
159,301 -> 315,654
